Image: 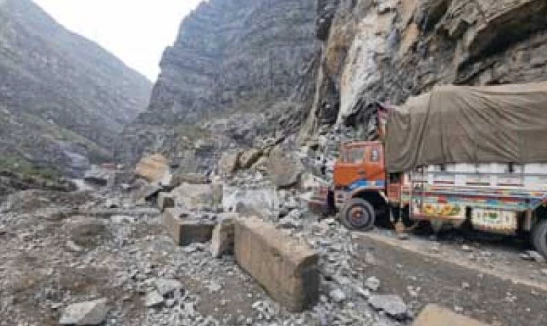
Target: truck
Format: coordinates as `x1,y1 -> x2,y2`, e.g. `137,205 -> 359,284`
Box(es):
312,82 -> 547,258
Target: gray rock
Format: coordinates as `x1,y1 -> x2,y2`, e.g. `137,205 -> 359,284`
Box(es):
145,290 -> 164,308
211,218 -> 236,258
329,288 -> 347,303
369,295 -> 408,320
59,298 -> 108,325
365,276 -> 381,292
154,278 -> 183,296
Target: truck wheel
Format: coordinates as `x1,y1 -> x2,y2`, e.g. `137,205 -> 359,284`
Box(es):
340,198 -> 376,231
532,219 -> 547,259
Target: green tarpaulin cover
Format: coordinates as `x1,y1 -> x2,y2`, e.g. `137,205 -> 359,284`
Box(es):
385,82 -> 547,172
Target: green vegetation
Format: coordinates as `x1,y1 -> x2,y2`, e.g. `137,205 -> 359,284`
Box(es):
0,156 -> 60,180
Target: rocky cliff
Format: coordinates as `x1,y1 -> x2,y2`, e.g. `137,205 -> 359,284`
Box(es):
0,0 -> 152,177
120,0 -> 547,171
302,0 -> 547,138
118,0 -> 318,166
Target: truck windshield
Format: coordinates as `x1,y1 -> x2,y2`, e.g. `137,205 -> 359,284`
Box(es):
341,147 -> 366,163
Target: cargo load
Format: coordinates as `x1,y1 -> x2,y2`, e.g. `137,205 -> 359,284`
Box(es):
385,82 -> 547,172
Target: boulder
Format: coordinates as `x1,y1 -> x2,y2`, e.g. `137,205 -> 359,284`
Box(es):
135,184 -> 162,203
59,298 -> 108,325
413,304 -> 491,326
369,294 -> 408,320
162,208 -> 215,246
83,166 -> 114,187
172,172 -> 209,185
239,148 -> 263,169
172,183 -> 215,211
268,148 -> 305,188
222,186 -> 278,218
157,192 -> 175,212
211,217 -> 236,258
154,278 -> 183,296
145,291 -> 164,308
135,154 -> 169,183
234,218 -> 319,312
219,151 -> 241,176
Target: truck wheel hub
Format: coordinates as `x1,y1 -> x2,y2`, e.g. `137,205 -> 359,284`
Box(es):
350,207 -> 369,227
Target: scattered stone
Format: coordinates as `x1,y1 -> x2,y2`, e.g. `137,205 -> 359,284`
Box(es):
365,276 -> 381,292
59,298 -> 108,325
369,295 -> 408,320
398,233 -> 409,240
145,290 -> 164,308
521,251 -> 546,263
135,184 -> 162,202
541,269 -> 547,276
84,166 -> 114,187
154,278 -> 183,296
329,289 -> 347,303
462,245 -> 473,252
211,218 -> 236,258
234,218 -> 319,312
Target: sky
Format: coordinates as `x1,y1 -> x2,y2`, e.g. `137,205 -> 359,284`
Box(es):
34,0 -> 203,80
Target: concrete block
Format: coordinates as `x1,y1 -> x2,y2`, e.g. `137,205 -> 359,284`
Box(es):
162,208 -> 214,246
157,192 -> 175,212
211,218 -> 236,258
234,218 -> 319,312
413,304 -> 491,326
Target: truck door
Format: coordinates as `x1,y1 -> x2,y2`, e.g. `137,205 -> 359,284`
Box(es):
334,142 -> 386,189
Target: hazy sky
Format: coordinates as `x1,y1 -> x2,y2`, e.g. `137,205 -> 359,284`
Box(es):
34,0 -> 203,80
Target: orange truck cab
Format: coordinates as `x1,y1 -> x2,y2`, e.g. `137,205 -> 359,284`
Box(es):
325,141 -> 392,230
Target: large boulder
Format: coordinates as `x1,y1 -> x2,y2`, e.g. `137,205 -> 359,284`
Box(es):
172,183 -> 221,211
218,151 -> 241,176
268,148 -> 305,189
135,154 -> 169,183
222,185 -> 278,218
234,218 -> 319,312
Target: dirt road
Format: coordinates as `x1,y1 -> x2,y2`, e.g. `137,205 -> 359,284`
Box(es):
355,231 -> 547,326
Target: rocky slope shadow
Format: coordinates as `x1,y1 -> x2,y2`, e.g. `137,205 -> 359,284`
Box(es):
0,0 -> 152,177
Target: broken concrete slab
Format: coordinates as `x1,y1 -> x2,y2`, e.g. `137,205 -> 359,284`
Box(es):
157,192 -> 175,212
211,218 -> 236,258
413,304 -> 491,326
234,218 -> 319,312
59,298 -> 108,325
163,208 -> 215,246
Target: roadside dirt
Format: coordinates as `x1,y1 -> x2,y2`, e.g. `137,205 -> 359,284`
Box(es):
355,230 -> 547,326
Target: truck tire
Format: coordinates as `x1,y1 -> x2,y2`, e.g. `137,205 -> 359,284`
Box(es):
532,219 -> 547,259
340,198 -> 376,231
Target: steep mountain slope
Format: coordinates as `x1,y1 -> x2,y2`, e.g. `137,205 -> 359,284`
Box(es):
302,0 -> 547,137
0,0 -> 152,176
118,0 -> 318,165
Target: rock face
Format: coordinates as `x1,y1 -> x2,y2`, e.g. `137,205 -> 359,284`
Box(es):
118,0 -> 318,165
0,0 -> 152,177
302,0 -> 547,138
